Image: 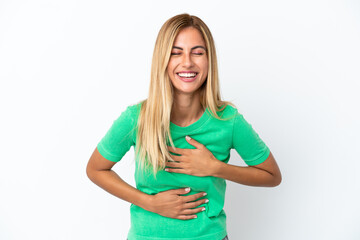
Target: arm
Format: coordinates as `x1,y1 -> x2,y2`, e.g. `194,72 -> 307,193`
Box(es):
166,138 -> 281,187
86,147 -> 151,209
211,151 -> 282,187
86,147 -> 208,220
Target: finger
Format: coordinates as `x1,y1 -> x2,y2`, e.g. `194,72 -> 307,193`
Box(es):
173,187 -> 191,195
185,135 -> 203,149
182,192 -> 207,203
183,198 -> 209,209
167,145 -> 185,155
181,206 -> 206,215
178,214 -> 198,220
167,154 -> 180,162
165,168 -> 186,174
165,161 -> 181,168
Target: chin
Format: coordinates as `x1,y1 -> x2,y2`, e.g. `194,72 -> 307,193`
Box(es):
173,87 -> 202,95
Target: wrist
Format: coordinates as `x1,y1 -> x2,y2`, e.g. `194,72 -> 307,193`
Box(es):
138,193 -> 154,212
210,159 -> 226,177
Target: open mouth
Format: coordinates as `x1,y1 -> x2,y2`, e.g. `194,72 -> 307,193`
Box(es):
176,72 -> 198,78
176,72 -> 198,82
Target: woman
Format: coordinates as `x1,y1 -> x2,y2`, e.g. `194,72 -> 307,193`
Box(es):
86,13 -> 282,240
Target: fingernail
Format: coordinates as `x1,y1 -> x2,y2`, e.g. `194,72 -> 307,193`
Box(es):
165,169 -> 169,171
185,136 -> 191,141
185,187 -> 190,192
203,192 -> 207,196
205,199 -> 209,203
202,207 -> 206,211
193,215 -> 197,218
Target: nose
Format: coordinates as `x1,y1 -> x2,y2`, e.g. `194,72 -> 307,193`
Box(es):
181,52 -> 194,68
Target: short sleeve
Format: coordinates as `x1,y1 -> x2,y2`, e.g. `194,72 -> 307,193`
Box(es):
97,106 -> 137,162
231,112 -> 270,166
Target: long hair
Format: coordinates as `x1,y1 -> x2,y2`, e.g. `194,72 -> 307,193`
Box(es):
135,13 -> 236,177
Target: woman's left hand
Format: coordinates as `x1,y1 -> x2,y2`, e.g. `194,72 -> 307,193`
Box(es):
165,136 -> 220,177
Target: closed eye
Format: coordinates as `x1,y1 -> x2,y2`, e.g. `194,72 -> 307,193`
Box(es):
170,52 -> 204,55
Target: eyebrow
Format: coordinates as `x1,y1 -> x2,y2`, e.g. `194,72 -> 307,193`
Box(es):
172,45 -> 206,51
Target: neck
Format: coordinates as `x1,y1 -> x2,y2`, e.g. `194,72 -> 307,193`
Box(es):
170,91 -> 204,127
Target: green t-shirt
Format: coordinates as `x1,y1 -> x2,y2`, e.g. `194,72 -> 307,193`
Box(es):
97,102 -> 270,240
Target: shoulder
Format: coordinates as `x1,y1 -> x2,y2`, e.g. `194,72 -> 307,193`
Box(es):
125,101 -> 142,115
216,103 -> 242,120
113,101 -> 143,125
122,100 -> 145,116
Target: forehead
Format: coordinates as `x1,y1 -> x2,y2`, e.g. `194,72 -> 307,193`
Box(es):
173,27 -> 206,46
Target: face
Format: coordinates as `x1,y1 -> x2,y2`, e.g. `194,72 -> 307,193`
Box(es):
167,27 -> 209,95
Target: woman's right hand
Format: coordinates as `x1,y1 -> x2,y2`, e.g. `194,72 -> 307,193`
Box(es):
145,188 -> 208,220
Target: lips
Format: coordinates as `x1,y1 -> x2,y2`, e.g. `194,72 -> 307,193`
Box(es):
177,71 -> 198,73
176,72 -> 198,82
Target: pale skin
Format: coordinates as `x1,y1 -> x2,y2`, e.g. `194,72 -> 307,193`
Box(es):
86,26 -> 282,221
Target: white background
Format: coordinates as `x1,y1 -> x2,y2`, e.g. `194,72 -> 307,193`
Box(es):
1,0 -> 359,239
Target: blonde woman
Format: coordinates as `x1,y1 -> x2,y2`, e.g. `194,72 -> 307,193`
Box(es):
86,13 -> 282,240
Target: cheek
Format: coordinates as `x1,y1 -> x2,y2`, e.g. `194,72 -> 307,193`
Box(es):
204,63 -> 209,73
196,58 -> 208,72
201,61 -> 209,75
167,63 -> 177,84
167,61 -> 175,74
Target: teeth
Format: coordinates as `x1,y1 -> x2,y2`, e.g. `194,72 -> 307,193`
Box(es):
177,72 -> 197,78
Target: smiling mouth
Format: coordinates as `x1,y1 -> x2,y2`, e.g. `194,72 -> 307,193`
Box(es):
176,72 -> 198,82
176,72 -> 198,78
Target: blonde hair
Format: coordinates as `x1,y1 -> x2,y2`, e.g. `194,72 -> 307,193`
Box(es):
135,13 -> 237,177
